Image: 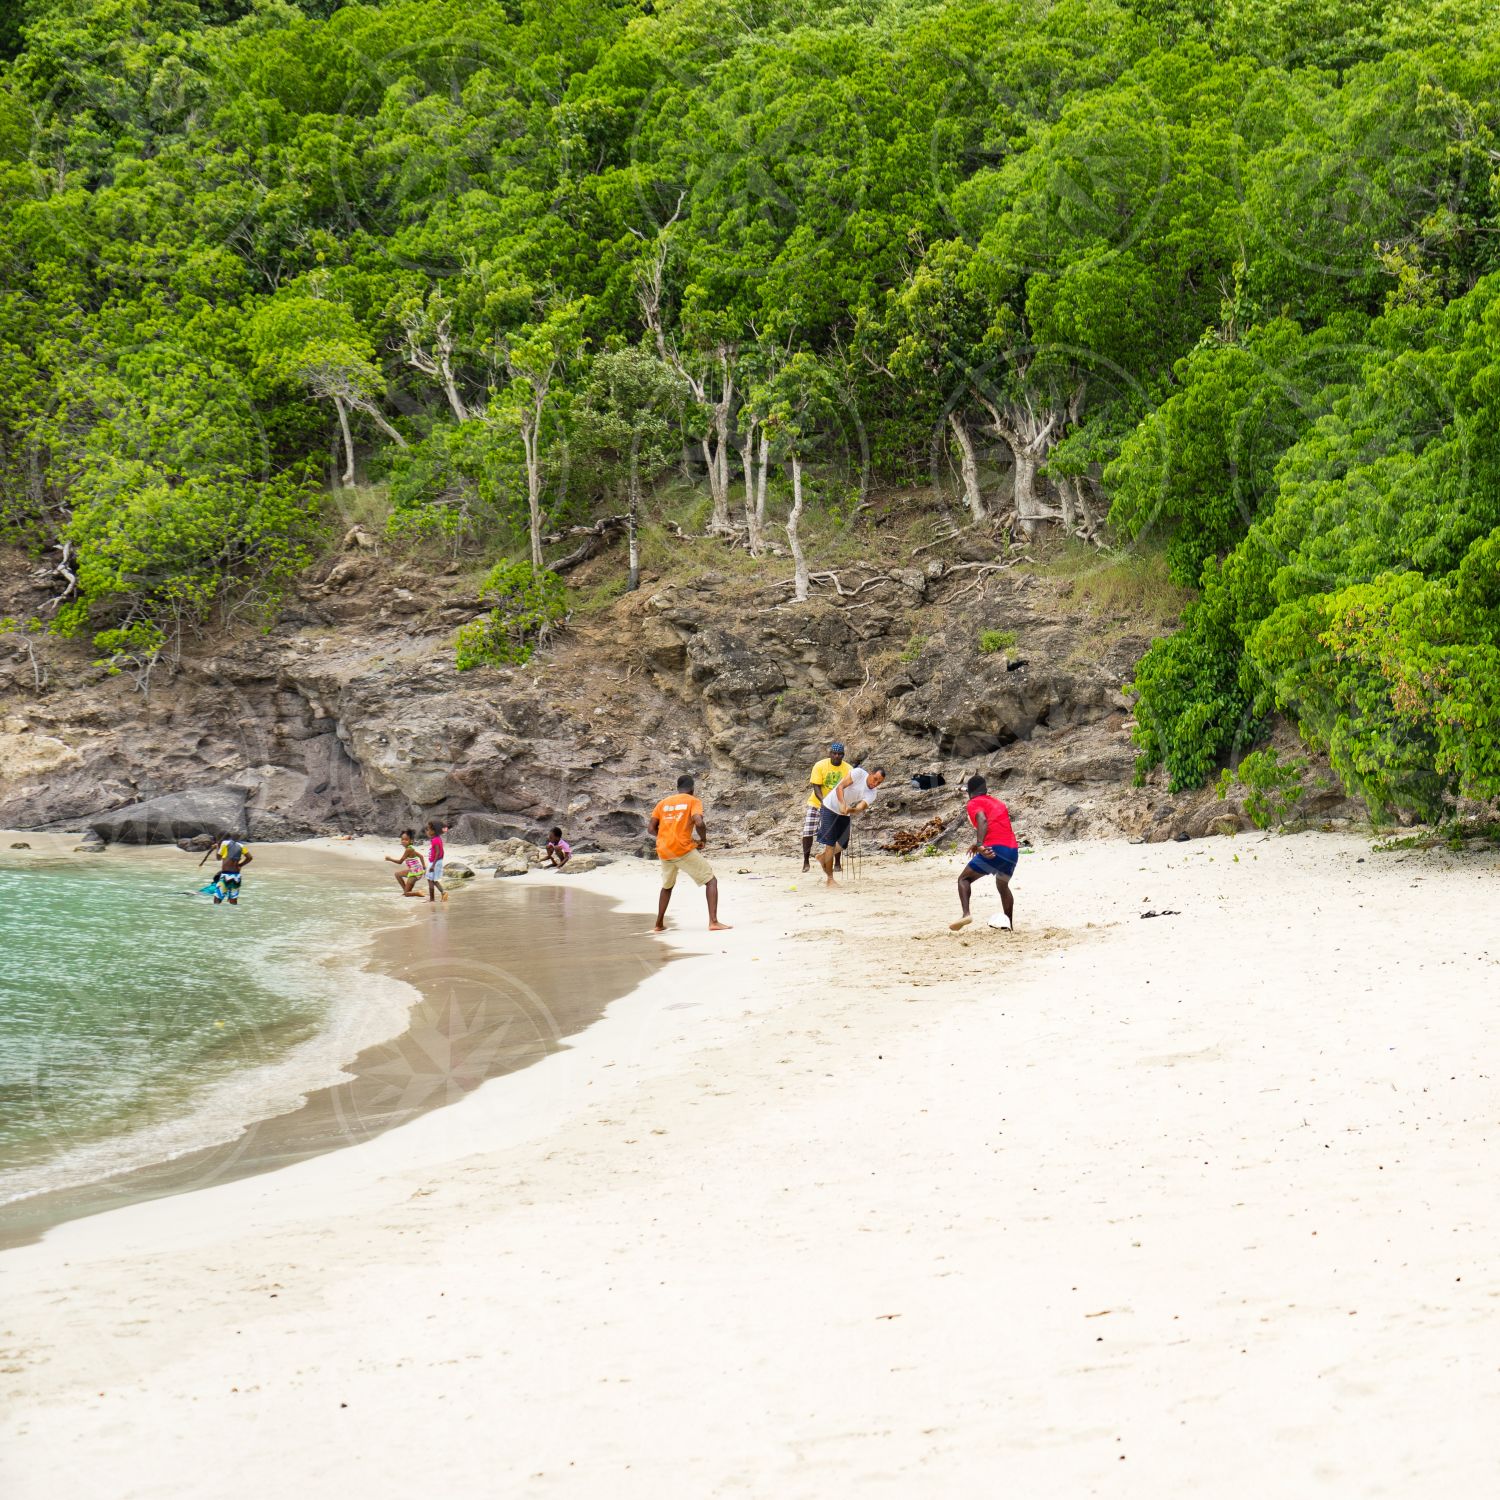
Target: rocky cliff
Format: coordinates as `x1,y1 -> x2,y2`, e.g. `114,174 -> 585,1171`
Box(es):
0,521 -> 1356,851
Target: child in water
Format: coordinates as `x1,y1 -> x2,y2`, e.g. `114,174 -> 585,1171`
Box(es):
198,835 -> 253,905
385,830 -> 426,897
545,827 -> 572,868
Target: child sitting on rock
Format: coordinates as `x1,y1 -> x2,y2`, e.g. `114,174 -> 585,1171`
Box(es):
545,827 -> 572,868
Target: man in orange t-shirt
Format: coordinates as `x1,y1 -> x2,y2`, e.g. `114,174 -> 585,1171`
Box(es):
649,773 -> 731,933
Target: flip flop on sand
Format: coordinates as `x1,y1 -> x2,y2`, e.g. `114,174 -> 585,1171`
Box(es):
949,915 -> 973,931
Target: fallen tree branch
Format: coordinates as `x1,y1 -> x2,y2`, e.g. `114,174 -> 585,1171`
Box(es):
911,527 -> 963,557
772,567 -> 895,600
944,563 -> 1010,605
548,515 -> 627,574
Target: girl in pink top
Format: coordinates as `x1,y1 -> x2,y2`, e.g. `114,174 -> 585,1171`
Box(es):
425,821 -> 449,903
545,826 -> 572,868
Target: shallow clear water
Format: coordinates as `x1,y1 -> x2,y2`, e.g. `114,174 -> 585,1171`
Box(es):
0,856 -> 402,1203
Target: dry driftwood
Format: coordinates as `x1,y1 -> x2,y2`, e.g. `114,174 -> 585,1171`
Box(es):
549,515 -> 627,573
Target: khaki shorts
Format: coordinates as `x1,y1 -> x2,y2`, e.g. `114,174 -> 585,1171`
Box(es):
660,849 -> 714,889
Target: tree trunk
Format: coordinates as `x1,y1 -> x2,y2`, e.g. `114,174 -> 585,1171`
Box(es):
356,400 -> 409,451
705,351 -> 735,533
1012,447 -> 1040,538
698,435 -> 717,526
756,430 -> 769,536
522,403 -> 544,572
438,352 -> 468,424
627,438 -> 641,592
947,411 -> 986,523
982,398 -> 1064,538
787,453 -> 809,603
334,396 -> 355,486
706,426 -> 730,532
740,421 -> 762,554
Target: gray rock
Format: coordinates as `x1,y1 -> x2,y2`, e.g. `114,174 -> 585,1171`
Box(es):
443,861 -> 475,879
449,812 -> 539,844
492,856 -> 531,877
88,786 -> 248,846
9,841 -> 30,849
485,836 -> 545,861
557,853 -> 611,874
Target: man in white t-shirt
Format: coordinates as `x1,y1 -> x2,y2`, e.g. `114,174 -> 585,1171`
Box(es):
815,765 -> 886,886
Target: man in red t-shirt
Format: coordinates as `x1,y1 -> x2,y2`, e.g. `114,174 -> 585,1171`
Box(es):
951,774 -> 1019,931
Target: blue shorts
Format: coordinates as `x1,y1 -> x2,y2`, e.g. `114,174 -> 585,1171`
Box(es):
965,846 -> 1018,880
817,807 -> 852,849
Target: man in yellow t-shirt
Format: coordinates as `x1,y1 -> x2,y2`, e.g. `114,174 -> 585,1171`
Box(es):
802,742 -> 852,872
650,773 -> 731,933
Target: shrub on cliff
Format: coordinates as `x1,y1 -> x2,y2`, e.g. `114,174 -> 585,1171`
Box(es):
453,562 -> 566,671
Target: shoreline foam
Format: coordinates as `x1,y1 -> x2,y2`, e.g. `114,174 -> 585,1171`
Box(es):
0,836 -> 660,1247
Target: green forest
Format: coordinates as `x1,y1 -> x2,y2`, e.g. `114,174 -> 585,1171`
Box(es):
3,0 -> 1499,818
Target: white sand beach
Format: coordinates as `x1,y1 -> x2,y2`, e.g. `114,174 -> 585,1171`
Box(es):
3,831 -> 1499,1498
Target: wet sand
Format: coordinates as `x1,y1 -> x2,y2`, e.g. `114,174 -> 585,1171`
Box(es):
0,842 -> 662,1248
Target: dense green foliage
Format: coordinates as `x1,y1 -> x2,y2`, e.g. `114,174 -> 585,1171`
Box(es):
1217,748 -> 1309,829
3,0 -> 1500,811
452,559 -> 565,668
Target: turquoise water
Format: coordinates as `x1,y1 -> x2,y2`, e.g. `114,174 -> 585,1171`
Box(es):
0,855 -> 406,1203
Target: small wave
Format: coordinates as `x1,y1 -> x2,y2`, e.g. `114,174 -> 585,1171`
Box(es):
0,868 -> 421,1206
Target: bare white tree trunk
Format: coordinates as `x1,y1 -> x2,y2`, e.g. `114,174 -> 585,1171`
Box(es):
403,311 -> 470,423
1059,473 -> 1077,531
354,398 -> 409,451
1011,447 -> 1041,537
947,410 -> 986,522
786,453 -> 809,603
627,437 -> 641,592
704,349 -> 735,532
521,391 -> 546,571
334,396 -> 355,486
1059,473 -> 1103,545
756,430 -> 769,536
740,419 -> 763,554
981,396 -> 1065,538
638,250 -> 736,534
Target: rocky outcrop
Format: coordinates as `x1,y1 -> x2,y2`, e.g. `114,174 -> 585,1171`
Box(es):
88,787 -> 248,845
0,537 -> 1361,848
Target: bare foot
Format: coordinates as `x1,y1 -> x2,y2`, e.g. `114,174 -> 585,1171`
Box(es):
825,877 -> 839,888
708,921 -> 733,931
949,915 -> 972,931
652,923 -> 666,934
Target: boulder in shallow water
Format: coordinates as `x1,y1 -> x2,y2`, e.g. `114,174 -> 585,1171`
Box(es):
9,841 -> 30,849
443,862 -> 474,879
88,786 -> 249,845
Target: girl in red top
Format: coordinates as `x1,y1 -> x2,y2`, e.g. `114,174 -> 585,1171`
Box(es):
951,774 -> 1018,931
